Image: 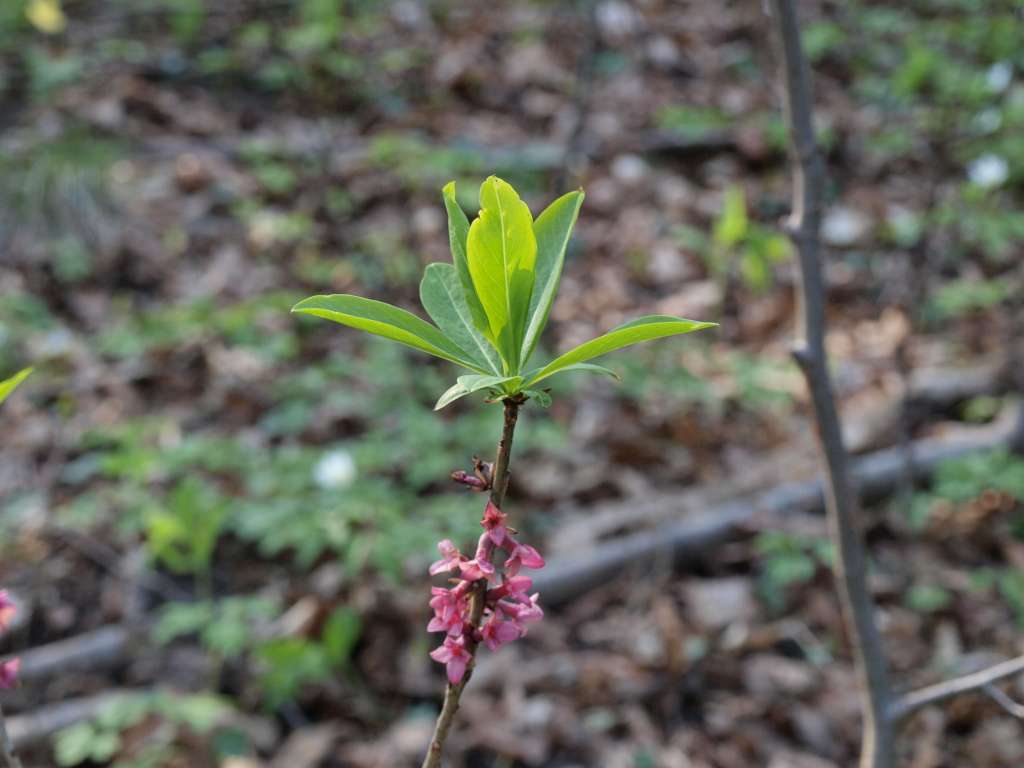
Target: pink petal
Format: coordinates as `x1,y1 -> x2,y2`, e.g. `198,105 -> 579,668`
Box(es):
0,591 -> 14,632
490,619 -> 521,650
429,644 -> 453,664
513,544 -> 545,569
487,524 -> 507,547
446,655 -> 468,684
0,659 -> 19,689
428,558 -> 453,575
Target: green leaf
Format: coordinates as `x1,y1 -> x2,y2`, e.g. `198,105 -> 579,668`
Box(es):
467,176 -> 537,372
520,189 -> 583,367
0,367 -> 32,406
55,723 -> 98,767
524,388 -> 551,408
442,181 -> 490,337
321,606 -> 361,666
434,374 -> 523,411
420,263 -> 502,374
524,361 -> 620,381
154,601 -> 215,645
525,315 -> 715,387
292,295 -> 488,373
714,186 -> 748,247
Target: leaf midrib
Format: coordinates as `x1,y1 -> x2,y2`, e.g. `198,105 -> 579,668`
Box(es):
490,178 -> 515,367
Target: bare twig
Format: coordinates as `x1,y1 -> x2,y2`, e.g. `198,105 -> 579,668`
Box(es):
983,683 -> 1024,719
769,1 -> 894,765
889,655 -> 1024,722
16,626 -> 129,683
421,396 -> 524,768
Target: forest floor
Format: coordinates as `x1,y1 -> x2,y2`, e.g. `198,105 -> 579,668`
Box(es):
1,1 -> 1023,766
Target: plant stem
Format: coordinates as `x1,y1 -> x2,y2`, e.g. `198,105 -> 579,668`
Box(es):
421,395 -> 523,768
769,1 -> 895,766
0,705 -> 23,768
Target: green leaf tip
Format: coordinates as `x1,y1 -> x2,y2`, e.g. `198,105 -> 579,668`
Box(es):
467,176 -> 537,371
525,315 -> 715,387
0,367 -> 33,407
292,294 -> 491,374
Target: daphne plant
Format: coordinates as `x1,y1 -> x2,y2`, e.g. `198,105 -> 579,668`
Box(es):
292,177 -> 713,766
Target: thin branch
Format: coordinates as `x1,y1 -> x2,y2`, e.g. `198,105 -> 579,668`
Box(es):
421,396 -> 524,768
984,683 -> 1024,719
0,705 -> 24,768
769,1 -> 895,766
889,655 -> 1024,722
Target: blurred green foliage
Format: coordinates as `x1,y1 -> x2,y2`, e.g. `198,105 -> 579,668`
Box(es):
55,691 -> 243,767
909,448 -> 1024,529
754,531 -> 834,612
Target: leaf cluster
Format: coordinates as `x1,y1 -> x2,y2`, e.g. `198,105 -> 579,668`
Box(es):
293,177 -> 714,409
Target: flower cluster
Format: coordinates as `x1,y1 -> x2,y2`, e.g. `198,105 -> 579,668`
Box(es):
0,591 -> 20,689
427,501 -> 545,684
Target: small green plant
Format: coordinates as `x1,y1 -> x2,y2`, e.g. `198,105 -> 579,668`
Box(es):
905,583 -> 952,614
54,691 -> 245,768
257,606 -> 360,708
144,476 -> 229,582
754,530 -> 834,611
710,186 -> 791,293
293,176 -> 713,767
928,276 -> 1012,320
909,448 -> 1024,528
154,596 -> 279,660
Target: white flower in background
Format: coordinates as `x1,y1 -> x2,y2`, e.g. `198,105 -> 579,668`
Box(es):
967,154 -> 1009,188
314,449 -> 356,490
986,61 -> 1012,92
972,107 -> 1002,134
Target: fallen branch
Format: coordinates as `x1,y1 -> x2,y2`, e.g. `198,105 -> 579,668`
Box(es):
16,626 -> 129,684
889,655 -> 1024,722
7,688 -> 277,750
533,409 -> 1018,604
6,691 -> 129,748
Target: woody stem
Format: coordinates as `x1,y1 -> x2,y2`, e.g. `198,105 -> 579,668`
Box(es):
420,395 -> 523,768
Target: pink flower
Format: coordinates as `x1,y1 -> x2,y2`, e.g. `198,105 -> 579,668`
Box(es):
500,593 -> 544,634
504,543 -> 545,576
0,592 -> 14,632
0,659 -> 19,689
459,533 -> 496,582
480,613 -> 521,651
429,539 -> 462,575
425,499 -> 547,677
429,635 -> 471,684
458,557 -> 495,582
427,587 -> 466,637
487,575 -> 533,604
481,501 -> 508,546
